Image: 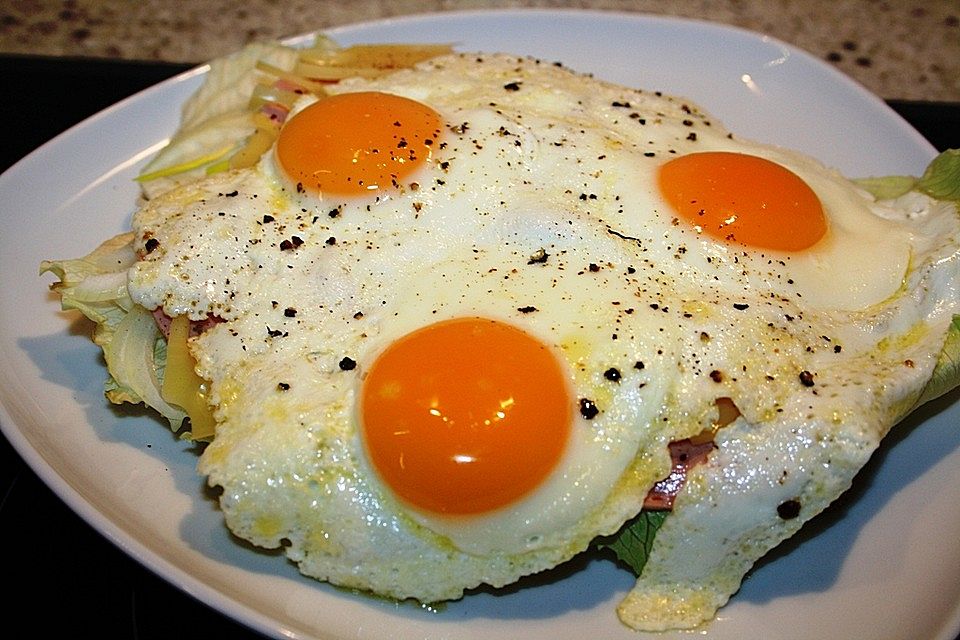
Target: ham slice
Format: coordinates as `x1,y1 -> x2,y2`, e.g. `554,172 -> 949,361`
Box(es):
151,308 -> 221,339
643,438 -> 717,510
643,397 -> 740,510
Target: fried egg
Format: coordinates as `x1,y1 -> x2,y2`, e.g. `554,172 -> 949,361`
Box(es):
124,52 -> 960,629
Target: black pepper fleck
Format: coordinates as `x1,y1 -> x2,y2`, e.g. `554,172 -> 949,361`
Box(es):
279,236 -> 304,251
777,499 -> 801,520
579,398 -> 600,420
603,368 -> 622,382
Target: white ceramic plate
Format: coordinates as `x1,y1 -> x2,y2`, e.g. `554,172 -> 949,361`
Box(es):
2,9 -> 958,640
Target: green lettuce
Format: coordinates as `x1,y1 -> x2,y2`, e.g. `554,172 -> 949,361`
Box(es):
855,149 -> 960,201
595,511 -> 668,574
917,149 -> 960,201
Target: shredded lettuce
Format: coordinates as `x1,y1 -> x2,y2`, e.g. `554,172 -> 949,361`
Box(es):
135,142 -> 235,184
137,42 -> 302,199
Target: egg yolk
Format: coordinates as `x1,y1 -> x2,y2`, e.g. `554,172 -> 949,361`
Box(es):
658,151 -> 827,251
276,91 -> 442,196
360,317 -> 572,516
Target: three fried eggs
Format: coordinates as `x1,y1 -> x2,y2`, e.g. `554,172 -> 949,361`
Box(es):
126,53 -> 959,628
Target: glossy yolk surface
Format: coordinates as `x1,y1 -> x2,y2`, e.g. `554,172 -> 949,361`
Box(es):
360,317 -> 572,516
658,151 -> 827,251
276,91 -> 442,196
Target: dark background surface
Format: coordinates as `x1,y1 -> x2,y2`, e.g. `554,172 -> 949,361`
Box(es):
1,54 -> 958,638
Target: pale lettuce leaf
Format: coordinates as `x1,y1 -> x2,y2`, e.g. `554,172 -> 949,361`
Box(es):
41,233 -> 187,429
917,149 -> 960,201
915,315 -> 960,407
856,149 -> 960,201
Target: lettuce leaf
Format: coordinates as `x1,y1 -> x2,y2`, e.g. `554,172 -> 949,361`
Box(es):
914,315 -> 960,408
853,174 -> 917,200
855,149 -> 960,201
595,510 -> 668,575
40,233 -> 187,429
917,149 -> 960,201
138,42 -> 301,199
104,303 -> 187,427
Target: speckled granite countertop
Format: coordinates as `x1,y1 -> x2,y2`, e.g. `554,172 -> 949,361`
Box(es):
1,0 -> 957,103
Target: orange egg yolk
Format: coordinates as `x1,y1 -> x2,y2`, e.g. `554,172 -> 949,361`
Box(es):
658,151 -> 827,251
360,317 -> 572,516
276,91 -> 442,196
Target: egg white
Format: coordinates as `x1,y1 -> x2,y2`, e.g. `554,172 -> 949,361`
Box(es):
125,51 -> 960,623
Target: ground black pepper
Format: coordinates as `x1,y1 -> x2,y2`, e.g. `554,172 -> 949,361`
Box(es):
777,499 -> 801,519
579,398 -> 600,419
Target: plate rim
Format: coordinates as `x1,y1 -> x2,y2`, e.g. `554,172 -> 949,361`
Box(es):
1,8 -> 954,640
